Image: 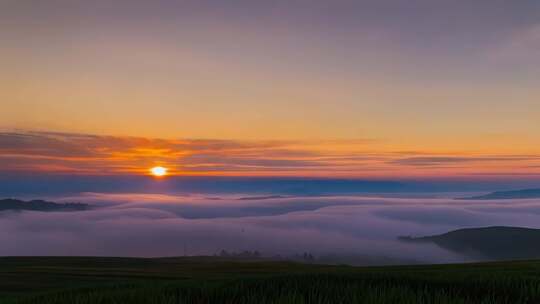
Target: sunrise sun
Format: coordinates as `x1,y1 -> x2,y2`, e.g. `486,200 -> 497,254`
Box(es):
150,166 -> 168,177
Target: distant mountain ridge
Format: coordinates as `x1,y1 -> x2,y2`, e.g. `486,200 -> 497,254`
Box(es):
399,226 -> 540,260
461,188 -> 540,200
0,198 -> 89,212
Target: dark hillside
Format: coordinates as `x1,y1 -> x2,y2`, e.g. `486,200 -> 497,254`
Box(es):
461,189 -> 540,200
400,226 -> 540,260
0,199 -> 88,212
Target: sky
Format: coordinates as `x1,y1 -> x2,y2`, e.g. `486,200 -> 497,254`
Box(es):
1,0 -> 540,178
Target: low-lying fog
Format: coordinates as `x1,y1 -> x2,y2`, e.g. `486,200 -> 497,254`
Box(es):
2,193 -> 540,264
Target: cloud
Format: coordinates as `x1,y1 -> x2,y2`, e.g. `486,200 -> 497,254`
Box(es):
1,131 -> 540,177
2,193 -> 540,263
390,156 -> 540,167
0,194 -> 453,261
374,207 -> 490,226
0,131 -> 379,175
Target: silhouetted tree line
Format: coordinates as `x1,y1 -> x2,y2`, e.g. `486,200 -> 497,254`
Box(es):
215,250 -> 316,263
216,250 -> 261,258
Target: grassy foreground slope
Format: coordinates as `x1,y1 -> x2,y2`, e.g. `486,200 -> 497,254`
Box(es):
1,257 -> 540,304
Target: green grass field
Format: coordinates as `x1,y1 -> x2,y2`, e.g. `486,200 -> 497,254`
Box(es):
1,257 -> 540,303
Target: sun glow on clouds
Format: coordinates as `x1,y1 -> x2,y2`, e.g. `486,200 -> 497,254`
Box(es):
1,131 -> 540,178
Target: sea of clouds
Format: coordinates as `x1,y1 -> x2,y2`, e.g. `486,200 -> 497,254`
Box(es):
2,193 -> 540,264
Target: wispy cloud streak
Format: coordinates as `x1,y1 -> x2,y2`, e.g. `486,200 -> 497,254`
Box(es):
1,131 -> 540,177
